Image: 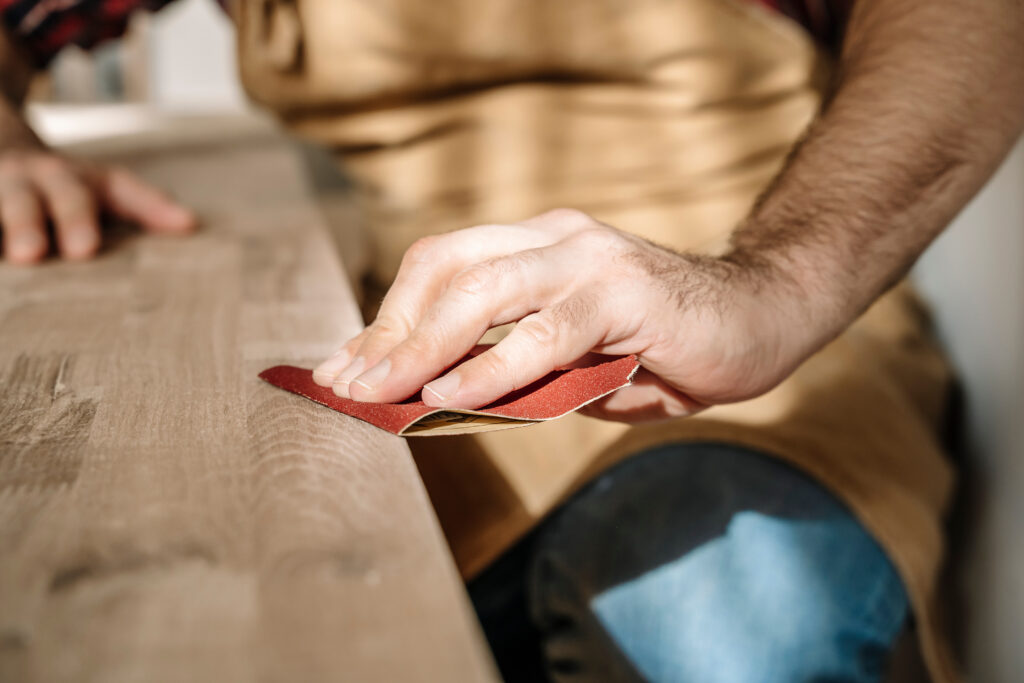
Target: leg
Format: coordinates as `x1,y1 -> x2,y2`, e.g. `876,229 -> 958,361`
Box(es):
525,443 -> 910,683
468,530 -> 550,683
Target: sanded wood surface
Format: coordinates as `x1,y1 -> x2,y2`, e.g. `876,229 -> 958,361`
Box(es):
0,117 -> 497,683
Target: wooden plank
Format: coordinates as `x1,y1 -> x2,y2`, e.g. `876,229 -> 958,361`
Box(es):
0,119 -> 498,683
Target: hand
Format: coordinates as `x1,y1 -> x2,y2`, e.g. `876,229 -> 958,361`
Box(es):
0,144 -> 196,264
313,209 -> 814,423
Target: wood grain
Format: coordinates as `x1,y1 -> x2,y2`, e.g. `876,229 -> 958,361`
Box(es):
0,117 -> 497,683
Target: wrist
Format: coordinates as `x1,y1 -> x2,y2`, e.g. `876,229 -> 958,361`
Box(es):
0,97 -> 43,151
722,226 -> 855,372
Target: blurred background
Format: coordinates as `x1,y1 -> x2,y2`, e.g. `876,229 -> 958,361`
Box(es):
25,0 -> 245,144
24,0 -> 1024,679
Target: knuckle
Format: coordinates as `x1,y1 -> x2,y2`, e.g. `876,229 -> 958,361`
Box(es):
402,235 -> 443,268
399,327 -> 445,361
466,222 -> 508,234
373,295 -> 419,331
368,316 -> 409,343
570,226 -> 622,253
449,263 -> 494,297
347,327 -> 372,347
539,207 -> 594,228
516,313 -> 562,349
474,349 -> 520,386
334,330 -> 370,360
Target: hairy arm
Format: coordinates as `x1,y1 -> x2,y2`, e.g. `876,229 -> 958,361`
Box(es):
730,0 -> 1024,359
315,0 -> 1024,420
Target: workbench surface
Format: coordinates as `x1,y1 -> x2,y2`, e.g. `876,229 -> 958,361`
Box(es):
0,118 -> 497,682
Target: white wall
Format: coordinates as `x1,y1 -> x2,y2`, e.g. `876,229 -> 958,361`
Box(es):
30,0 -> 246,143
914,137 -> 1024,683
145,0 -> 246,110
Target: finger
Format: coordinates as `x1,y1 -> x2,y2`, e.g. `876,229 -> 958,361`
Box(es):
0,179 -> 48,263
418,294 -> 607,409
95,166 -> 197,234
324,229 -> 516,393
378,225 -> 557,331
346,247 -> 575,403
312,328 -> 371,387
331,224 -> 560,396
30,162 -> 100,260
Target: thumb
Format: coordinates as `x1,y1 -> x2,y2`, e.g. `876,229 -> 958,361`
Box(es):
578,367 -> 707,423
96,166 -> 197,234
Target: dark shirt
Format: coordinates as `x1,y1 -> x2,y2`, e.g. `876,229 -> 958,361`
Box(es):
753,0 -> 855,50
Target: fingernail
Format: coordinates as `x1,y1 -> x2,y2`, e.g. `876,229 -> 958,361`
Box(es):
423,372 -> 460,402
353,358 -> 391,392
332,356 -> 366,396
312,348 -> 352,386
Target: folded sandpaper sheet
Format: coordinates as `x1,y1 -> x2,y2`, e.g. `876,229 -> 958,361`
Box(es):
259,350 -> 639,436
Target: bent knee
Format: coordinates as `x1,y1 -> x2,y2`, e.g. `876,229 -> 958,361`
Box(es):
586,512 -> 909,683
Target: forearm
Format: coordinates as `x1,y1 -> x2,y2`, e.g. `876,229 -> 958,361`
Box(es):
0,95 -> 40,149
730,0 -> 1024,349
0,26 -> 197,264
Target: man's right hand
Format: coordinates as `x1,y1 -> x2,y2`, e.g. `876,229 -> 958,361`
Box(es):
0,144 -> 197,264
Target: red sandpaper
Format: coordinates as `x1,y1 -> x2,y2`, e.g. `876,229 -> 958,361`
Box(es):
258,350 -> 639,437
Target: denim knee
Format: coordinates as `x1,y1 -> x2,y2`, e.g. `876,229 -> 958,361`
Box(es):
528,443 -> 909,683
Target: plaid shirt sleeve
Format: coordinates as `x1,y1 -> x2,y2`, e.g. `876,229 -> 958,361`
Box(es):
0,0 -> 227,67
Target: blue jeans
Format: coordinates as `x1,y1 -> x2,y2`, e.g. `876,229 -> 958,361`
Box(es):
468,443 -> 909,683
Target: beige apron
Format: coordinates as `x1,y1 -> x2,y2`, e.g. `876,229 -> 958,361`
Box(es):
237,1 -> 959,680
